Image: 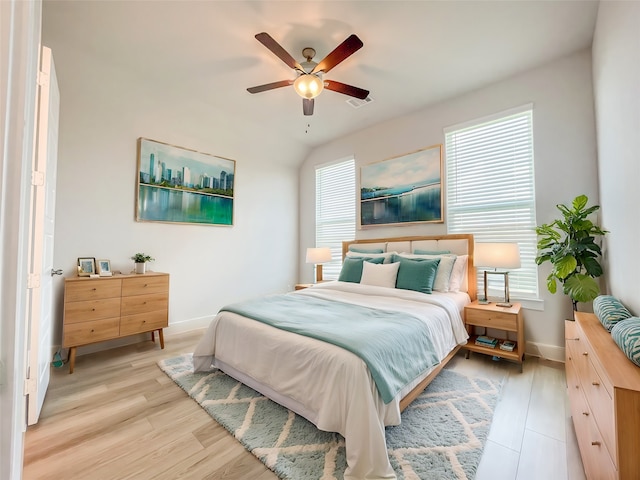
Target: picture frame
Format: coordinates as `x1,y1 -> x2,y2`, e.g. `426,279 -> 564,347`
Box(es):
136,138 -> 236,226
77,257 -> 96,277
359,144 -> 443,227
96,259 -> 112,276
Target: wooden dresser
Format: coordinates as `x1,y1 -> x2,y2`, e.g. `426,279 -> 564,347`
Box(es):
63,272 -> 169,373
565,312 -> 640,479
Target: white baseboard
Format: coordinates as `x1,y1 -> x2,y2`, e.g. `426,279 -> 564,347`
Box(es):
524,341 -> 565,363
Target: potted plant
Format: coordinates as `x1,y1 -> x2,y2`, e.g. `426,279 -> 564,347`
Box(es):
535,194 -> 608,311
131,253 -> 154,274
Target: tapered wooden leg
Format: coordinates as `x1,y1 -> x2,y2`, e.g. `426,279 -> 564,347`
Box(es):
68,347 -> 77,374
151,331 -> 155,342
158,329 -> 165,349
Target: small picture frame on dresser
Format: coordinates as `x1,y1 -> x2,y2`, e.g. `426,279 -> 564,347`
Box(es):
96,259 -> 112,277
77,257 -> 96,277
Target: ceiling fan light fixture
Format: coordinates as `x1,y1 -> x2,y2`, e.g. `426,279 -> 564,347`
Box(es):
294,73 -> 324,99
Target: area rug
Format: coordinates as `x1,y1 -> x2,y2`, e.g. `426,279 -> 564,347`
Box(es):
158,354 -> 502,480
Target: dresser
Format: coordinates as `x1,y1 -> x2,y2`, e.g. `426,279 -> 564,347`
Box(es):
63,272 -> 169,373
565,312 -> 640,479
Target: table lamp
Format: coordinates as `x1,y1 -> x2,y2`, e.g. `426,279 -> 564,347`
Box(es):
306,247 -> 332,283
474,242 -> 521,307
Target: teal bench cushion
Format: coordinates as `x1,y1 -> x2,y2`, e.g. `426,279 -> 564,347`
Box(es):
611,317 -> 640,367
593,295 -> 632,332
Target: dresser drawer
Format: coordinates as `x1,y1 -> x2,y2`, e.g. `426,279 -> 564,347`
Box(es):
63,318 -> 120,347
64,297 -> 121,324
122,275 -> 168,296
121,292 -> 168,316
120,310 -> 168,336
465,308 -> 517,331
65,279 -> 122,302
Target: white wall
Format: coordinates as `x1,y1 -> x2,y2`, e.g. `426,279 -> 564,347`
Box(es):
592,1 -> 640,315
42,28 -> 306,351
300,50 -> 599,359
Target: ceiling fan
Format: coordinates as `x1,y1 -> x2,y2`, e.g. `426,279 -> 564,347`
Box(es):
247,32 -> 369,116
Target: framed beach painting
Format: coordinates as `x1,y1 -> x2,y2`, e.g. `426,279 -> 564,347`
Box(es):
360,144 -> 443,227
136,138 -> 235,226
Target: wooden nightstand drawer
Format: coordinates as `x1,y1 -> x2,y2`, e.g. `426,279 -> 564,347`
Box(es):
64,297 -> 121,324
122,275 -> 169,296
64,279 -> 122,302
121,292 -> 168,316
63,318 -> 120,347
120,310 -> 168,336
465,308 -> 517,331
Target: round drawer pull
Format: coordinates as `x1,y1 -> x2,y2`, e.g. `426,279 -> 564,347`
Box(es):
92,288 -> 97,291
582,352 -> 588,356
591,441 -> 601,446
592,381 -> 600,386
582,412 -> 589,416
91,308 -> 95,311
90,329 -> 95,333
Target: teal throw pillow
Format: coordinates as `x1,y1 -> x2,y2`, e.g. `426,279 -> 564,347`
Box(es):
593,295 -> 632,331
611,317 -> 640,367
348,246 -> 385,254
338,257 -> 384,283
395,257 -> 441,294
413,249 -> 452,255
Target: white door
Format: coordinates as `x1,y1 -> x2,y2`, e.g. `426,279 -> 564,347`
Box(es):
25,46 -> 60,425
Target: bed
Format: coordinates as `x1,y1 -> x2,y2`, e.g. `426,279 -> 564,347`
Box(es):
193,234 -> 476,479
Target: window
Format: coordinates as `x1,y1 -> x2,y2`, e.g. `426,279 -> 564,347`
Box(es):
445,105 -> 539,299
315,158 -> 356,280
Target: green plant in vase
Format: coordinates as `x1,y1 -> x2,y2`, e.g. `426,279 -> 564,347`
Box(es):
131,253 -> 154,274
535,195 -> 608,311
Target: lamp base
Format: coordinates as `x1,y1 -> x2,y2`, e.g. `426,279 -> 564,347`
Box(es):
478,298 -> 491,305
496,302 -> 513,308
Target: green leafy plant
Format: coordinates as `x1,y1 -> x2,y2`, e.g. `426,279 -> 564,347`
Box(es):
535,195 -> 608,310
131,253 -> 154,263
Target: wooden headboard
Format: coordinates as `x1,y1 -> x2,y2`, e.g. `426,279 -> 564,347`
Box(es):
342,234 -> 476,300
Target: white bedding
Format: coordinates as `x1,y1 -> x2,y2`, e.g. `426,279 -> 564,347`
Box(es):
193,281 -> 470,479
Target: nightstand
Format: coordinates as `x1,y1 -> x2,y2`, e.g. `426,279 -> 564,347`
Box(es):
463,301 -> 524,371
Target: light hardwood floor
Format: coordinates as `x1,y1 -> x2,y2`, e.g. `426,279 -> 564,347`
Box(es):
23,330 -> 586,480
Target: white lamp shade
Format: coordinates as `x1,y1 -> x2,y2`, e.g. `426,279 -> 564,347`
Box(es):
306,247 -> 332,264
474,242 -> 521,269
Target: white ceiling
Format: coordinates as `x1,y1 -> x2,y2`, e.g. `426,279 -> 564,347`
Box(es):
42,0 -> 599,149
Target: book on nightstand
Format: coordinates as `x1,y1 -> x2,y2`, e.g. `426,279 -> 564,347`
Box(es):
475,335 -> 498,348
499,340 -> 516,351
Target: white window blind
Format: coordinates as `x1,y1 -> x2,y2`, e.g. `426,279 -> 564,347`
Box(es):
315,158 -> 356,280
445,105 -> 539,299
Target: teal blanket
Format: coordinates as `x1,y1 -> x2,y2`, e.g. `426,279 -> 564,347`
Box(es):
221,294 -> 440,404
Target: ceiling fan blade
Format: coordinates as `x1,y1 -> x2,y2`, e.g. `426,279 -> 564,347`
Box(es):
255,32 -> 304,72
323,80 -> 369,99
303,98 -> 314,116
311,34 -> 363,74
247,79 -> 293,94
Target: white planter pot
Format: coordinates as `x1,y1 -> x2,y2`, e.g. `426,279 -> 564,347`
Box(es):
135,262 -> 146,274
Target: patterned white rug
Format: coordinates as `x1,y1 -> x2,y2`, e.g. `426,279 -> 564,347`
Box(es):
158,354 -> 502,480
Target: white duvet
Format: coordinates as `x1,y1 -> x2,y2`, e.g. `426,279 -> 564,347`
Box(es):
193,281 -> 469,479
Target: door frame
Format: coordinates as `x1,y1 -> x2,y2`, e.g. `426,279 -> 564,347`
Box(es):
0,1 -> 42,479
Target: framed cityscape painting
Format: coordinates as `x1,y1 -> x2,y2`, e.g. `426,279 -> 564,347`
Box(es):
136,138 -> 235,226
360,144 -> 443,227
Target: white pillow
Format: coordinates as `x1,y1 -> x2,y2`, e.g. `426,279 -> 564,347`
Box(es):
346,251 -> 396,264
397,253 -> 457,292
360,261 -> 400,288
449,255 -> 468,292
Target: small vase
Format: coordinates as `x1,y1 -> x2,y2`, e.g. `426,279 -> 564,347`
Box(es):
135,262 -> 146,274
